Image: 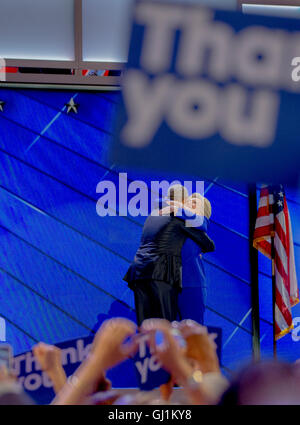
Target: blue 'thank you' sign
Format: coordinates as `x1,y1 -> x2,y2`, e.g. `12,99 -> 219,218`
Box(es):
112,0 -> 300,183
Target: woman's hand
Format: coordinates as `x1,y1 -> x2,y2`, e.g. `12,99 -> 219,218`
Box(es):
160,203 -> 180,216
159,206 -> 173,216
168,200 -> 184,213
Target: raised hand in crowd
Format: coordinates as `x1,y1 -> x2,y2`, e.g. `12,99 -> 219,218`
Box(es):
141,319 -> 189,381
0,364 -> 17,386
0,365 -> 33,405
177,320 -> 220,374
33,342 -> 67,394
90,317 -> 139,371
52,318 -> 139,405
141,319 -> 228,404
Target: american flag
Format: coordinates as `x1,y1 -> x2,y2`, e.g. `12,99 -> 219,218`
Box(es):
253,185 -> 299,340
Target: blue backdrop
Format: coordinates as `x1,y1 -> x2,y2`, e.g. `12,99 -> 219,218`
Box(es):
0,88 -> 298,386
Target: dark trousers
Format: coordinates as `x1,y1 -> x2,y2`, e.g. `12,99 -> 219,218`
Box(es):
133,280 -> 179,326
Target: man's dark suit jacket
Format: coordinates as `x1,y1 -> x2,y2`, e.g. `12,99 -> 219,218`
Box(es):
124,211 -> 215,291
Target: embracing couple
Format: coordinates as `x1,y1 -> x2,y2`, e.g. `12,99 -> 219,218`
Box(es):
124,184 -> 215,326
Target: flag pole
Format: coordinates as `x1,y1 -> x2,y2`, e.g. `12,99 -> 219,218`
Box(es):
248,184 -> 260,361
271,233 -> 277,358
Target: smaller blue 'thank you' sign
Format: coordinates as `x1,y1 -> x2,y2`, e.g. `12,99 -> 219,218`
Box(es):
112,0 -> 300,183
133,334 -> 170,391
